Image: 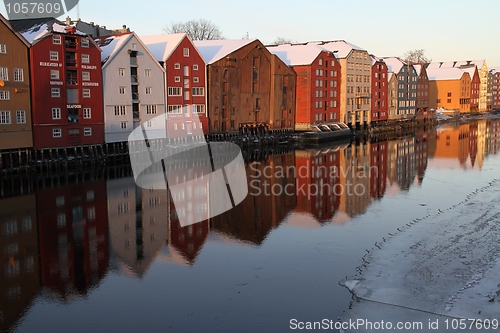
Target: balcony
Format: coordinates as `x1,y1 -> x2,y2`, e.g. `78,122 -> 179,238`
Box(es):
132,93 -> 140,101
66,76 -> 78,85
131,75 -> 138,83
130,57 -> 138,66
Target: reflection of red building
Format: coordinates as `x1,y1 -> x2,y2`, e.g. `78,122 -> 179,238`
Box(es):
371,56 -> 388,124
415,131 -> 429,185
168,218 -> 209,264
37,181 -> 108,298
369,140 -> 387,199
0,195 -> 40,331
295,149 -> 341,223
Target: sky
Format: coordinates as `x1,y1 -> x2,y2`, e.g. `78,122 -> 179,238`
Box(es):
2,0 -> 500,67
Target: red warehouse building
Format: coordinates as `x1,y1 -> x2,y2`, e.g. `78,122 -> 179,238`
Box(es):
414,63 -> 430,121
12,19 -> 104,149
370,55 -> 388,124
268,43 -> 341,131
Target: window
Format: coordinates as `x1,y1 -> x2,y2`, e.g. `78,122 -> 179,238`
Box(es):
83,108 -> 91,119
82,72 -> 90,81
53,35 -> 61,44
192,87 -> 204,96
0,91 -> 9,100
0,67 -> 8,81
50,51 -> 59,61
119,86 -> 126,94
0,44 -> 6,53
16,110 -> 26,124
52,108 -> 61,119
51,70 -> 60,80
12,68 -> 22,82
82,89 -> 91,98
168,87 -> 182,96
447,92 -> 452,97
183,66 -> 189,76
146,105 -> 157,114
84,128 -> 92,136
175,76 -> 181,82
114,105 -> 126,115
174,63 -> 180,69
447,99 -> 452,103
193,77 -> 199,83
193,105 -> 205,113
168,105 -> 182,114
193,64 -> 199,70
51,88 -> 60,98
145,69 -> 151,77
81,54 -> 90,63
183,48 -> 189,57
81,38 -> 90,47
0,111 -> 11,124
145,87 -> 152,95
184,91 -> 190,100
118,68 -> 125,76
120,121 -> 127,129
53,128 -> 62,138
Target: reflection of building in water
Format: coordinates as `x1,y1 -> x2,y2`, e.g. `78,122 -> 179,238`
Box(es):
486,120 -> 500,154
433,124 -> 470,166
211,152 -> 296,244
476,120 -> 487,169
340,140 -> 372,218
295,148 -> 341,223
37,181 -> 108,299
107,178 -> 168,277
0,195 -> 39,331
415,131 -> 429,185
369,140 -> 388,199
386,137 -> 417,191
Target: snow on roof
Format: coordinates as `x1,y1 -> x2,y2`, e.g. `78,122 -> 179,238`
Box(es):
140,33 -> 187,62
314,40 -> 366,58
461,66 -> 477,80
387,72 -> 395,82
382,57 -> 405,74
20,21 -> 86,44
193,39 -> 256,64
95,33 -> 132,64
427,62 -> 442,69
0,14 -> 30,47
427,67 -> 468,81
267,43 -> 332,66
370,54 -> 382,66
414,64 -> 423,76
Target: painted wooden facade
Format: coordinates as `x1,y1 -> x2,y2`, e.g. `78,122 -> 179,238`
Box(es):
268,43 -> 340,131
13,21 -> 104,149
413,64 -> 430,121
142,33 -> 208,138
428,67 -> 471,113
0,14 -> 33,150
491,70 -> 500,110
370,56 -> 388,124
96,32 -> 166,143
387,73 -> 398,121
195,39 -> 295,133
382,57 -> 417,120
319,41 -> 372,130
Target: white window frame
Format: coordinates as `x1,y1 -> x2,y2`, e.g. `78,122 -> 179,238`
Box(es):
16,110 -> 26,124
167,105 -> 182,114
0,110 -> 11,124
81,54 -> 90,64
84,127 -> 92,136
0,44 -> 6,54
82,89 -> 91,98
119,86 -> 126,94
50,70 -> 60,80
193,105 -> 205,113
192,87 -> 204,96
0,91 -> 9,100
82,71 -> 90,81
146,105 -> 157,114
193,77 -> 199,83
50,51 -> 59,61
114,105 -> 126,116
52,108 -> 61,119
174,76 -> 181,82
83,108 -> 91,119
183,48 -> 189,57
52,35 -> 61,44
53,128 -> 62,138
145,87 -> 152,95
168,87 -> 182,96
0,67 -> 8,81
174,63 -> 180,69
120,121 -> 127,129
81,38 -> 90,48
118,68 -> 125,76
145,69 -> 151,77
51,88 -> 60,98
193,64 -> 199,70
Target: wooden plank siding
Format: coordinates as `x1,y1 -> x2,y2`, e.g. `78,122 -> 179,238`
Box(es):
0,15 -> 33,150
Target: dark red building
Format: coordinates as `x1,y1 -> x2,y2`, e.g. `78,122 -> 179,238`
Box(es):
370,56 -> 388,124
268,43 -> 341,131
12,20 -> 104,149
414,63 -> 430,121
369,140 -> 388,199
36,180 -> 109,298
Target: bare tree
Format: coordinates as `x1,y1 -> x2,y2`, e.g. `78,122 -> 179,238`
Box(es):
273,37 -> 292,45
163,19 -> 224,40
403,49 -> 431,63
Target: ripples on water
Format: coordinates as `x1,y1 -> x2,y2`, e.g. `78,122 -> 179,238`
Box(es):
1,120 -> 499,332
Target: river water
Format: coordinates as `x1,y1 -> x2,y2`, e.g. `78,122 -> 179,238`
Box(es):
1,119 -> 499,333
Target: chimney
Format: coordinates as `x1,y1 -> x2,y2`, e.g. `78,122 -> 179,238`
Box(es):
66,16 -> 71,25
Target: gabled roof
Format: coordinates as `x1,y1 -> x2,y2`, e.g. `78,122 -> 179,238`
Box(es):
370,54 -> 383,66
382,57 -> 406,74
312,40 -> 366,58
0,13 -> 31,48
427,67 -> 469,81
193,39 -> 257,64
461,66 -> 478,80
140,33 -> 188,62
429,60 -> 486,71
414,64 -> 423,76
11,18 -> 87,45
267,43 -> 334,66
